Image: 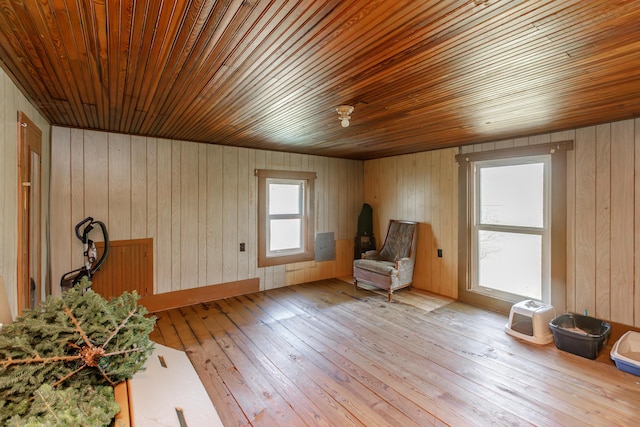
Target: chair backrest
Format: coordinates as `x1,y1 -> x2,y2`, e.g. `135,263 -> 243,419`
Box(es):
378,220 -> 418,262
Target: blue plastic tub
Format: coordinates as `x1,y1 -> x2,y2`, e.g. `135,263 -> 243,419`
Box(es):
610,331 -> 640,376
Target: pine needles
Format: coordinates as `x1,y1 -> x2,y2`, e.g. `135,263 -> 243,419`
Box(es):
0,280 -> 156,424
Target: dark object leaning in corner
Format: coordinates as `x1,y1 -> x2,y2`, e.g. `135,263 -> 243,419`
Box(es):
354,203 -> 376,260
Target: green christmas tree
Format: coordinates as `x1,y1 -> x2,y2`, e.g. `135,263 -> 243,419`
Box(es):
0,279 -> 156,424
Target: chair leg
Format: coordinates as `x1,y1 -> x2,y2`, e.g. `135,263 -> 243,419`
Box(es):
354,279 -> 359,291
388,290 -> 392,302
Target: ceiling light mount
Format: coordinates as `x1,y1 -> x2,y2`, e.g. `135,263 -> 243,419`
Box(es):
336,105 -> 354,127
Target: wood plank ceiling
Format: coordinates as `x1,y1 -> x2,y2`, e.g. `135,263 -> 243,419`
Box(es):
1,0 -> 640,160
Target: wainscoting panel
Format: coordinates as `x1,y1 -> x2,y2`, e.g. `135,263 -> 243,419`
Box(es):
92,238 -> 153,300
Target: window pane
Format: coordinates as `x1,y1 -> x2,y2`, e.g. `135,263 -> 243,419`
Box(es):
479,162 -> 544,227
269,183 -> 301,215
270,219 -> 301,251
478,230 -> 542,299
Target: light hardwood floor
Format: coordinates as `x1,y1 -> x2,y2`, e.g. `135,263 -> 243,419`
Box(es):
149,279 -> 640,426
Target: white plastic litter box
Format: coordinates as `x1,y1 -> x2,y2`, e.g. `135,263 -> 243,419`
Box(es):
505,300 -> 555,345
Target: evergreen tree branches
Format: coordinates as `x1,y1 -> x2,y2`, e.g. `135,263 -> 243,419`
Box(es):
0,280 -> 156,424
5,384 -> 120,426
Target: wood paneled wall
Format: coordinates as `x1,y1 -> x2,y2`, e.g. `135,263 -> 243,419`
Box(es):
460,119 -> 640,327
367,118 -> 640,328
50,127 -> 363,297
44,115 -> 640,328
0,68 -> 51,319
363,148 -> 459,298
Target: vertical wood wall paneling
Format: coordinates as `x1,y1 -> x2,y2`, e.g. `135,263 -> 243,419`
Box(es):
347,160 -> 356,241
513,137 -> 529,147
413,151 -> 430,295
495,139 -> 515,150
131,136 -> 147,239
50,128 -> 363,298
304,157 -> 320,283
635,118 -> 640,326
146,138 -> 158,293
180,142 -> 199,290
108,133 -> 131,241
317,156 -> 331,280
237,148 -> 249,281
84,131 -> 109,234
320,155 -> 329,233
50,127 -> 71,297
551,129 -> 575,314
170,140 -> 181,291
574,126 -> 596,316
403,154 -> 417,221
45,116 -> 640,326
430,150 -> 443,295
0,72 -> 6,285
328,158 -> 340,241
595,124 -> 611,320
46,117 -> 640,327
222,146 -> 238,284
451,149 -> 459,300
610,120 -> 635,325
565,131 -> 577,313
529,134 -> 551,146
206,144 -> 224,287
198,144 -> 208,288
444,148 -> 457,299
0,71 -> 6,295
267,151 -> 286,288
363,148 -> 458,298
250,148 -> 265,287
338,159 -> 348,241
460,124 -> 637,326
70,129 -> 85,268
156,139 -> 172,294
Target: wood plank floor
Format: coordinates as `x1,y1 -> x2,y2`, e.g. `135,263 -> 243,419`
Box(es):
149,279 -> 640,426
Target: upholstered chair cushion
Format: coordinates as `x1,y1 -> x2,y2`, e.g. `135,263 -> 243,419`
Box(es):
378,222 -> 416,262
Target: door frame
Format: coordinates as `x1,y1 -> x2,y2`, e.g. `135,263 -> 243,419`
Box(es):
17,111 -> 42,315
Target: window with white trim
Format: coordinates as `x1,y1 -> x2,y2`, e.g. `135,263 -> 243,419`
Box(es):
256,169 -> 315,267
471,155 -> 550,302
456,141 -> 571,312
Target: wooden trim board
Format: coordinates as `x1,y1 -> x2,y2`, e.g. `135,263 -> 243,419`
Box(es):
138,278 -> 259,313
113,380 -> 132,427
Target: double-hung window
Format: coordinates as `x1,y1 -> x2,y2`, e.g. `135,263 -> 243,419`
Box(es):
472,156 -> 550,301
256,169 -> 315,267
457,141 -> 571,312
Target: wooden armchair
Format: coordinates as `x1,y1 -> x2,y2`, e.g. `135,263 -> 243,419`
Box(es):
353,220 -> 418,301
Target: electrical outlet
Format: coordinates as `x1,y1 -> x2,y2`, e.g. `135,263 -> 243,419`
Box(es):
437,248 -> 443,258
240,243 -> 245,252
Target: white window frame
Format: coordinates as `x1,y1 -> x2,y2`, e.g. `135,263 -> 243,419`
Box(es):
256,169 -> 315,267
470,155 -> 551,303
266,178 -> 305,257
456,141 -> 571,313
